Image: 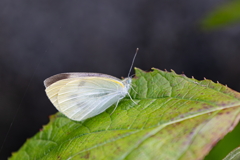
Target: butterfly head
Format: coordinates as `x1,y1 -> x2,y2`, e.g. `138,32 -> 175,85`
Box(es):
122,77 -> 132,91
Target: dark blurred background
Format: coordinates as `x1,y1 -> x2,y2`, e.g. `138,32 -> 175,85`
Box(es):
0,0 -> 240,159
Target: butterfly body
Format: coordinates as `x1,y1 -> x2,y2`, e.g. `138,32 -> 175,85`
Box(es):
44,73 -> 131,121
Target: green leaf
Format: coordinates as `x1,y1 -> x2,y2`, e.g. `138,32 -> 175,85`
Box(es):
10,68 -> 240,160
223,147 -> 240,160
201,0 -> 240,30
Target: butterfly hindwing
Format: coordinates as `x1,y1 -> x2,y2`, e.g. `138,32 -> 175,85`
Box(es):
46,77 -> 127,121
45,78 -> 75,111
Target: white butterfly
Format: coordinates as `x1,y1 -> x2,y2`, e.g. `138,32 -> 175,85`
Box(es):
44,73 -> 132,121
44,49 -> 138,121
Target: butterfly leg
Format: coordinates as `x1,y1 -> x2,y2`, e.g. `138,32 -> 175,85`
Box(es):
110,100 -> 120,115
130,85 -> 138,94
128,92 -> 138,105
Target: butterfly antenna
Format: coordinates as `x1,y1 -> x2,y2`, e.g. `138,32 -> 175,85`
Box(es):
127,48 -> 139,77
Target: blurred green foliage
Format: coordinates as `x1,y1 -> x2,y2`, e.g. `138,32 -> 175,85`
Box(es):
202,0 -> 240,29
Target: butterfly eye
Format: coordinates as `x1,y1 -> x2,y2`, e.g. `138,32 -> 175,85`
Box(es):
127,78 -> 132,84
122,78 -> 131,86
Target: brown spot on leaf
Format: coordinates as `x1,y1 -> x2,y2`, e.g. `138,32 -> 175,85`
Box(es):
83,152 -> 90,159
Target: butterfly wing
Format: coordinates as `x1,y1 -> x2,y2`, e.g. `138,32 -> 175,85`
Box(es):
45,78 -> 74,112
45,77 -> 127,121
